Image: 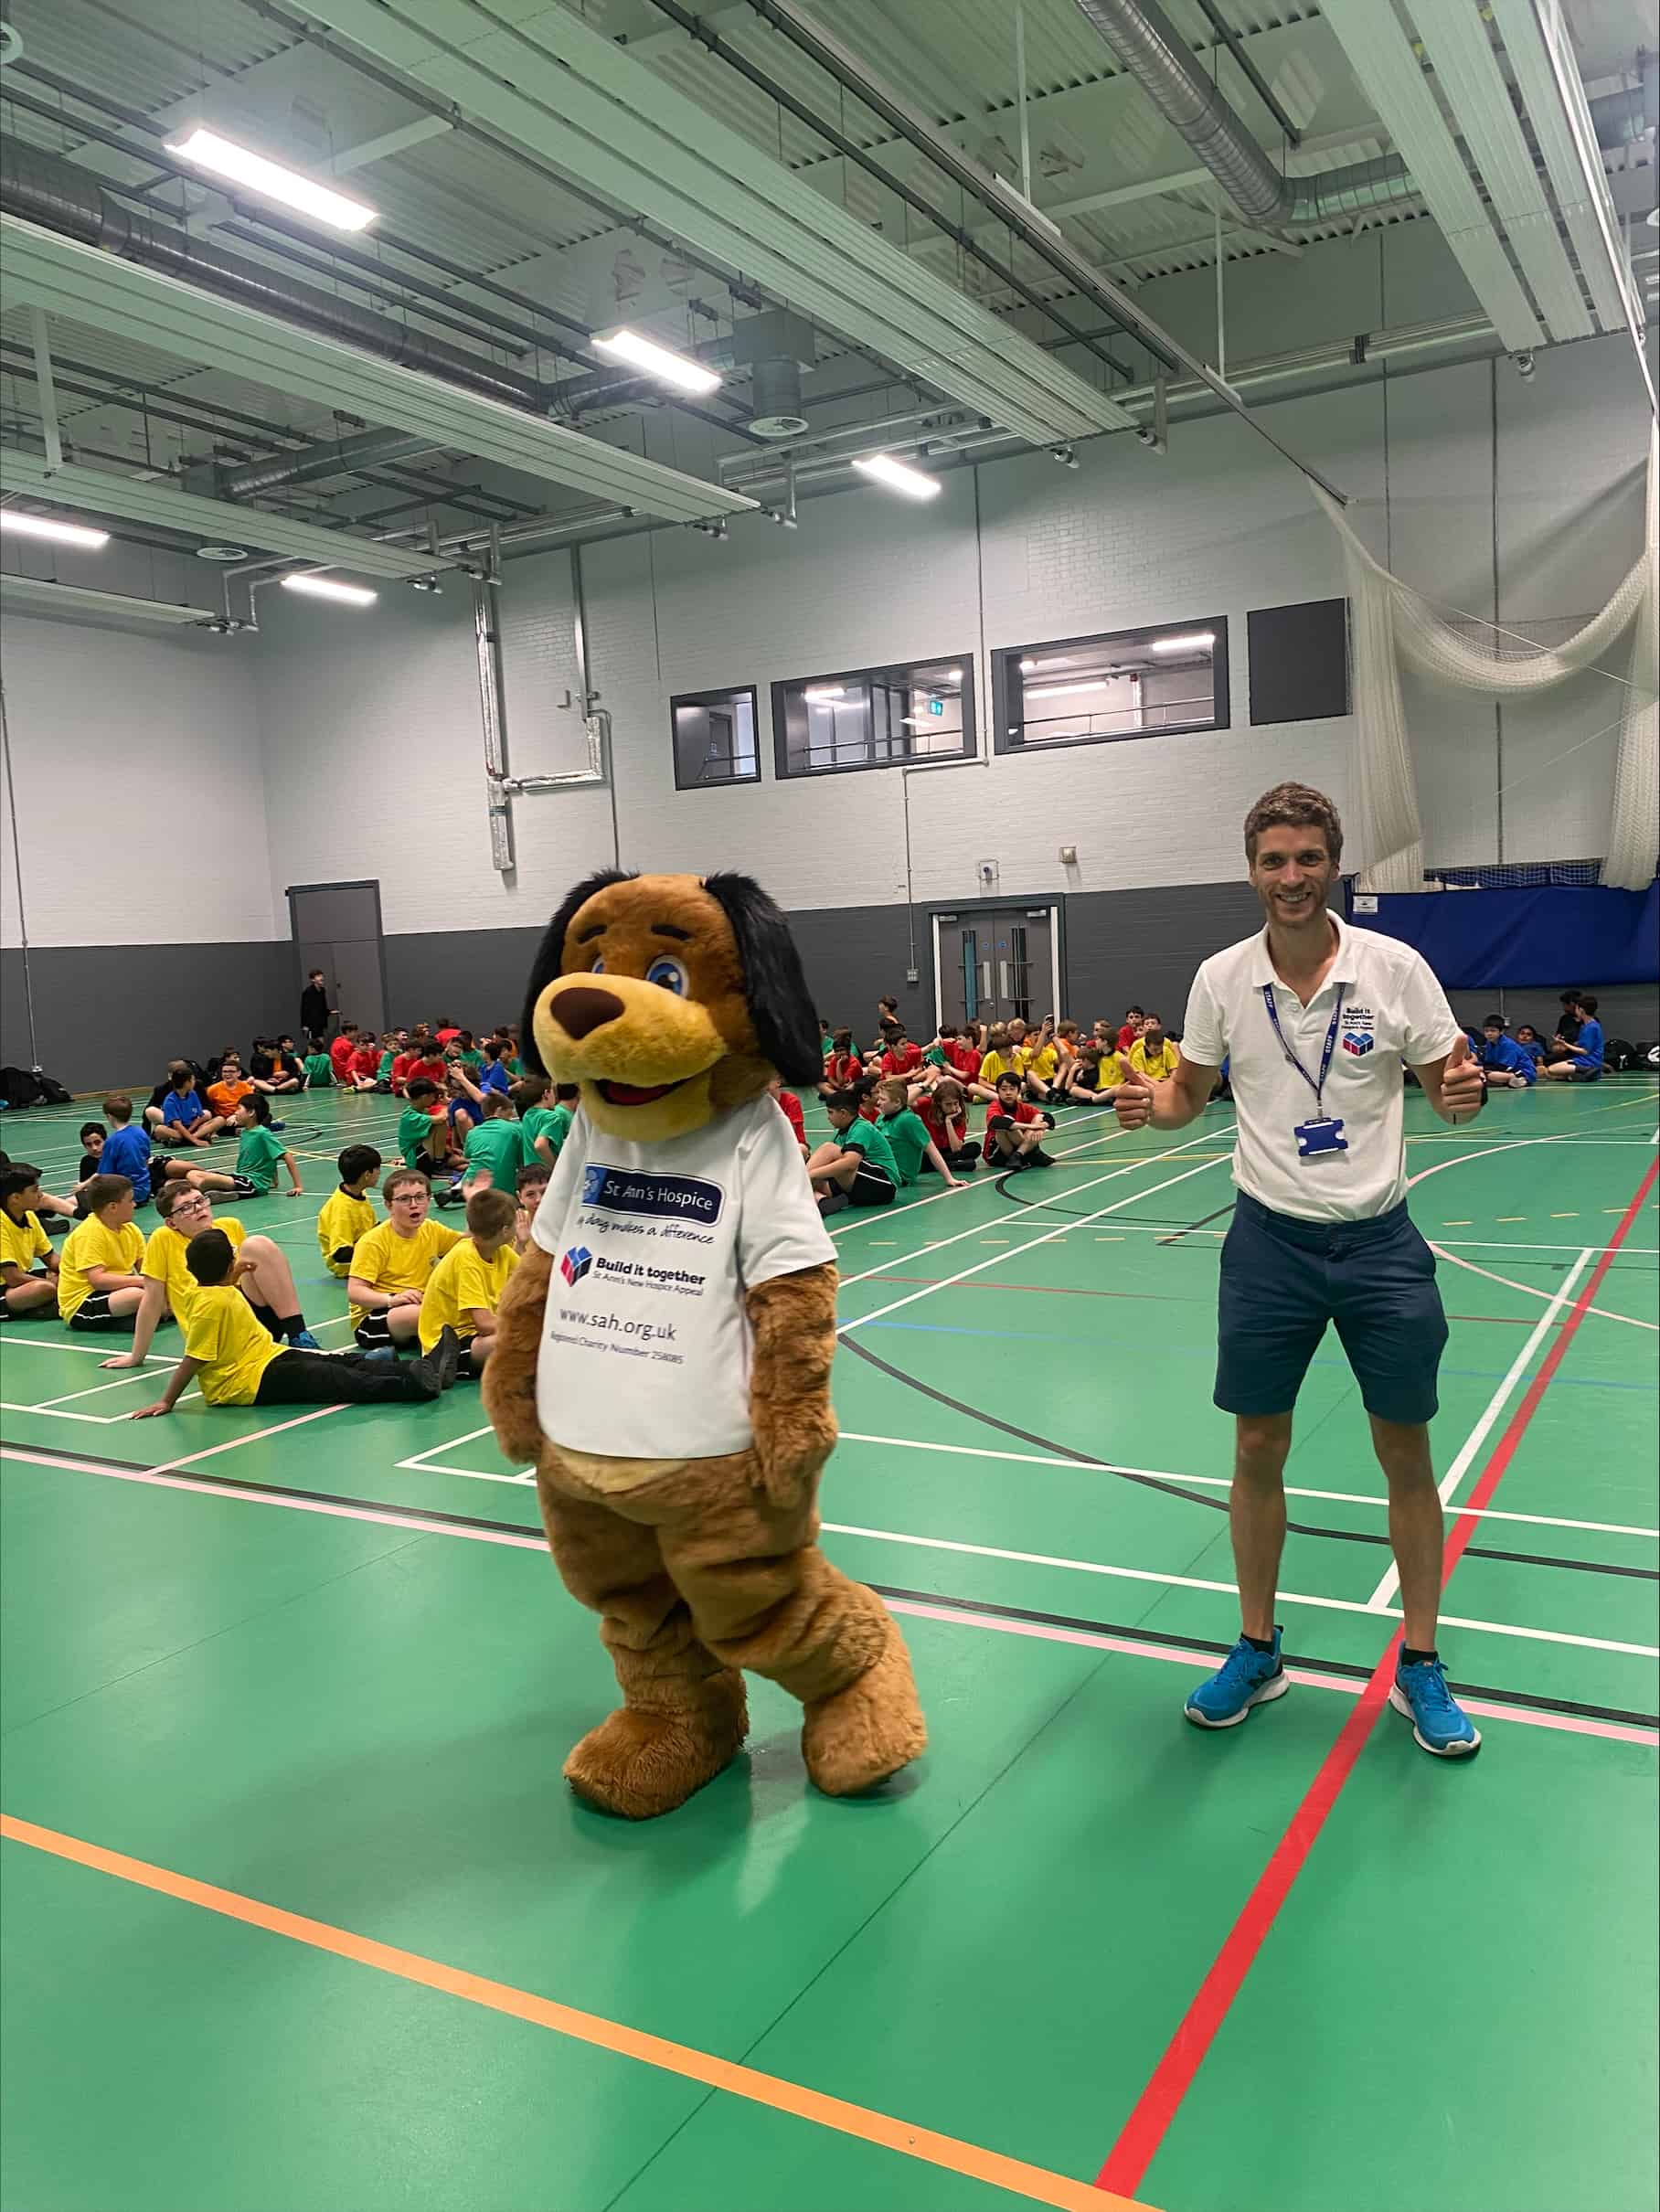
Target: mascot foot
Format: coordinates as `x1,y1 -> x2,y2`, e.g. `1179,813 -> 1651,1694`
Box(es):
801,1626 -> 927,1798
564,1674 -> 748,1820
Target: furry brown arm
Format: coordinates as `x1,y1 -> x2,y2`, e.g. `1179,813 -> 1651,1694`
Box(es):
744,1260 -> 839,1507
482,1243 -> 552,1465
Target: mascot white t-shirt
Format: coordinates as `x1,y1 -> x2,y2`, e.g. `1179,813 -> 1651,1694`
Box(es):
531,1093 -> 836,1459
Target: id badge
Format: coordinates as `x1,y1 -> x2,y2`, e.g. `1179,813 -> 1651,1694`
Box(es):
1294,1115 -> 1347,1161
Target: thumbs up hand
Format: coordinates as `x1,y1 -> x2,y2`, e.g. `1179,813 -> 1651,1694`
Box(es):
1441,1032 -> 1485,1123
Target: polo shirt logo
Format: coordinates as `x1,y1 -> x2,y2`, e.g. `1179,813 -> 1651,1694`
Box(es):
1341,1032 -> 1375,1056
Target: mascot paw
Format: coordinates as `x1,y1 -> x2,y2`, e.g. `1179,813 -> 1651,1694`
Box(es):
564,1675 -> 749,1820
801,1625 -> 927,1798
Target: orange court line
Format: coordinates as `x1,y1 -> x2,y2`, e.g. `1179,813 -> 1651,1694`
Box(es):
0,1813 -> 1156,2212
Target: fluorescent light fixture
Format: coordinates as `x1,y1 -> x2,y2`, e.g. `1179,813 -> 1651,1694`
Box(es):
591,327 -> 721,395
853,452 -> 942,500
281,573 -> 378,608
1020,653 -> 1076,675
803,686 -> 846,703
942,666 -> 963,682
1151,632 -> 1215,654
1025,680 -> 1108,700
1,508 -> 110,549
165,127 -> 377,232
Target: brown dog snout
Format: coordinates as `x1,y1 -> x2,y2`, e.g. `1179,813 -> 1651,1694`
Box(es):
551,985 -> 625,1039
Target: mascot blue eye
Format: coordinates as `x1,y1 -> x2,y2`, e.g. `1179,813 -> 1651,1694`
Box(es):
645,955 -> 688,995
589,956 -> 605,974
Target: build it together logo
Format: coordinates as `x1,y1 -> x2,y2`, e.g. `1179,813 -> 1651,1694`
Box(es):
559,1246 -> 593,1287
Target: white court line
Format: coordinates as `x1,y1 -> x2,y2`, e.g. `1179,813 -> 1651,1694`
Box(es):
146,1403 -> 350,1473
825,1107 -> 1142,1244
0,1338 -> 181,1366
396,1421 -> 498,1472
839,1154 -> 1223,1335
821,1521 -> 1659,1658
832,1430 -> 1659,1540
1365,1249 -> 1594,1612
5,1448 -> 1649,1746
37,1371 -> 165,1408
0,1401 -> 127,1426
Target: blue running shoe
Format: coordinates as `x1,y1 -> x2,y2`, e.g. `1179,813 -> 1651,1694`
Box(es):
290,1329 -> 322,1350
1389,1656 -> 1481,1757
1185,1629 -> 1290,1728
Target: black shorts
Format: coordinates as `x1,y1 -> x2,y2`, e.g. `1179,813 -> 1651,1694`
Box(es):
847,1160 -> 896,1207
68,1291 -> 135,1334
354,1313 -> 396,1350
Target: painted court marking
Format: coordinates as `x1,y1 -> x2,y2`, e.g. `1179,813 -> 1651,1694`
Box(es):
0,1813 -> 1155,2212
1093,1157 -> 1660,2202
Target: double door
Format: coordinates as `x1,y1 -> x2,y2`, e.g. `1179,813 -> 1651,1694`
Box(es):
934,907 -> 1057,1030
289,879 -> 388,1038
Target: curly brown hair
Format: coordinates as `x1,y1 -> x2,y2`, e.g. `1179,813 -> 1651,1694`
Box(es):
1243,782 -> 1344,867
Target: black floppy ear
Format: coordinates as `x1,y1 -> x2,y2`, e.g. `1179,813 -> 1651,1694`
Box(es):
701,872 -> 821,1085
518,868 -> 634,1075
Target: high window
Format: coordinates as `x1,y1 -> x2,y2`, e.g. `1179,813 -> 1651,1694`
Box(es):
671,686 -> 760,789
993,619 -> 1229,753
772,655 -> 975,779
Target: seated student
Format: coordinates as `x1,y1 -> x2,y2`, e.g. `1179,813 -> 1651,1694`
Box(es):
347,1168 -> 465,1349
879,1026 -> 924,1081
916,1079 -> 979,1175
318,1144 -> 382,1280
399,1078 -> 456,1177
819,1016 -> 835,1068
58,1175 -> 147,1331
434,1016 -> 462,1048
1128,1016 -> 1180,1083
1010,1018 -> 1059,1103
1544,993 -> 1605,1081
968,1024 -> 1016,1102
348,1034 -> 382,1093
156,1064 -> 225,1150
302,1041 -> 336,1092
514,1160 -> 548,1253
231,1094 -> 303,1198
102,1181 -> 318,1370
1054,1019 -> 1080,1069
876,1078 -> 967,1191
71,1122 -> 107,1214
456,1089 -> 521,1196
767,1071 -> 809,1158
206,1050 -> 258,1126
1,1164 -> 59,1318
513,1075 -> 559,1170
99,1091 -> 205,1207
821,1028 -> 863,1099
330,1024 -> 361,1087
1116,1006 -> 1145,1054
1477,1015 -> 1537,1089
443,1058 -> 486,1147
452,1028 -> 482,1072
250,1038 -> 303,1096
419,1186 -> 519,1377
475,1037 -> 513,1097
389,1038 -> 418,1095
368,1033 -> 395,1092
404,1032 -> 448,1090
983,1071 -> 1054,1171
806,1088 -> 899,1214
132,1229 -> 459,1418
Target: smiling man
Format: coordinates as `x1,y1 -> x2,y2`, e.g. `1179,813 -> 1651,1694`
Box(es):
1115,783 -> 1488,1759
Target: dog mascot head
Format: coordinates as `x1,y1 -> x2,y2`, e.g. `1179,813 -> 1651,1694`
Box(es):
520,870 -> 822,1143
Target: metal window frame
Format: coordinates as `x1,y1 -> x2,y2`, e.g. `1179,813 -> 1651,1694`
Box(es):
670,684 -> 762,792
772,654 -> 977,783
992,616 -> 1230,757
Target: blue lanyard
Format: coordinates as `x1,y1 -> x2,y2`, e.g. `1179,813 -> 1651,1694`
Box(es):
1261,985 -> 1344,1116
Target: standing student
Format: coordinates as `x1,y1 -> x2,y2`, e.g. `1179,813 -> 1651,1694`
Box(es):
418,1186 -> 520,1376
805,1089 -> 899,1212
347,1169 -> 464,1349
876,1078 -> 966,1189
131,1231 -> 458,1418
102,1181 -> 319,1370
0,1165 -> 59,1317
1115,782 -> 1486,1758
58,1176 -> 148,1332
318,1144 -> 381,1279
301,969 -> 332,1048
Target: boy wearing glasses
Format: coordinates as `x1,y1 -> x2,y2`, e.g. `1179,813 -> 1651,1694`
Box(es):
99,1181 -> 320,1373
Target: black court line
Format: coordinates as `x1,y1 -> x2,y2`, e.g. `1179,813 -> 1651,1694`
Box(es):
1157,1197 -> 1237,1247
5,1440 -> 1653,1734
835,1340 -> 1657,1582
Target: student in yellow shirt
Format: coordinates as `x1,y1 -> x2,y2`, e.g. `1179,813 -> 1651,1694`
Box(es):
57,1175 -> 148,1332
419,1186 -> 520,1375
1056,1040 -> 1141,1108
346,1167 -> 465,1351
1128,1015 -> 1181,1083
99,1181 -> 318,1373
0,1164 -> 59,1318
317,1144 -> 381,1279
131,1232 -> 459,1418
1008,1016 -> 1061,1102
967,1023 -> 1016,1103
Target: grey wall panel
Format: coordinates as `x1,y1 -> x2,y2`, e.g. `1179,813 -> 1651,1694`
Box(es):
1,942 -> 293,1094
382,926 -> 546,1033
1062,881 -> 1264,1032
786,908 -> 931,1042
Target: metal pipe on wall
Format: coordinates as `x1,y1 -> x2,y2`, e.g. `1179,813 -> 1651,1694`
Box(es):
0,675 -> 40,1070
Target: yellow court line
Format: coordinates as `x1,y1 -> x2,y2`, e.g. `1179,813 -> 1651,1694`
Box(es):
0,1814 -> 1156,2212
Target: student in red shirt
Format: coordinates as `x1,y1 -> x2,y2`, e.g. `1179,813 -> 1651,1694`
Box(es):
820,1028 -> 864,1099
944,1028 -> 982,1082
984,1072 -> 1053,1170
917,1079 -> 979,1175
768,1073 -> 808,1159
879,1027 -> 923,1081
403,1034 -> 447,1088
1116,1006 -> 1145,1054
329,1026 -> 358,1085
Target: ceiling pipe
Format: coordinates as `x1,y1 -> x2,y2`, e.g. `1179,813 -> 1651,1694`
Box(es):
218,430 -> 441,501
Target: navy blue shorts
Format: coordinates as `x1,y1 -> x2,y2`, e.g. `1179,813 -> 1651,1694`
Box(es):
1215,1192 -> 1448,1427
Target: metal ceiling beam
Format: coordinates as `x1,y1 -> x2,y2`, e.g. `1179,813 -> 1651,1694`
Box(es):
0,449 -> 443,578
327,116 -> 453,174
0,217 -> 758,521
0,573 -> 216,626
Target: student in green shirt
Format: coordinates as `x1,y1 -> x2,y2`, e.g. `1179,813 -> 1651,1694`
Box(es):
303,1048 -> 335,1090
806,1089 -> 900,1215
875,1078 -> 966,1190
398,1079 -> 453,1173
460,1092 -> 522,1192
231,1094 -> 303,1196
513,1077 -> 578,1170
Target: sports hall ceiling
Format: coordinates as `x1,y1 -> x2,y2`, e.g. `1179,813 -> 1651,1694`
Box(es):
0,0 -> 1654,595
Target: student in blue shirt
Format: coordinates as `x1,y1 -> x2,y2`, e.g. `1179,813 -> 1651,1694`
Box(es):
1478,1016 -> 1536,1088
155,1062 -> 226,1148
1513,1025 -> 1547,1068
1544,993 -> 1605,1081
476,1038 -> 512,1097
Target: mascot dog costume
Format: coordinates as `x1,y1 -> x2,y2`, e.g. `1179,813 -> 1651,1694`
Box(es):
484,868 -> 927,1819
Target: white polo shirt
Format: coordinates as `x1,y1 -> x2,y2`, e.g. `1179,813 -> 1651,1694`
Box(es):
1180,909 -> 1460,1224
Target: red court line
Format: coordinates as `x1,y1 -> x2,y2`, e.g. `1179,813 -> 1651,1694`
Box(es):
1094,1158 -> 1658,2201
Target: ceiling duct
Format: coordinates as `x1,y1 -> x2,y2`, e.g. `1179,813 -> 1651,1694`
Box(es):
1069,0 -> 1415,228
217,429 -> 439,502
729,310 -> 814,439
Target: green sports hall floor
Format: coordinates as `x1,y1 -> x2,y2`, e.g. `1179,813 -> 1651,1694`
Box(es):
2,1077 -> 1656,2212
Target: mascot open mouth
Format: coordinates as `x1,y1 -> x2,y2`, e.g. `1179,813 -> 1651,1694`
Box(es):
594,1077 -> 687,1108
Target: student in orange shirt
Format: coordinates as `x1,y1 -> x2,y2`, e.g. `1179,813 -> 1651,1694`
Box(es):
205,1052 -> 256,1124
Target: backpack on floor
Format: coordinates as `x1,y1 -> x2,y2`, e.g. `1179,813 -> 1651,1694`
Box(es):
34,1071 -> 71,1105
0,1066 -> 44,1110
1601,1037 -> 1635,1072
